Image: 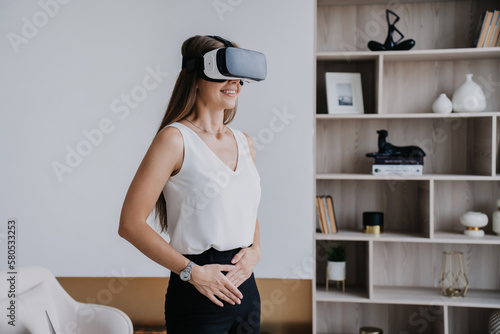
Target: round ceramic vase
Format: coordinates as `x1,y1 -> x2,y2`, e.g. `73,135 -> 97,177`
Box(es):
452,74 -> 486,113
432,93 -> 453,114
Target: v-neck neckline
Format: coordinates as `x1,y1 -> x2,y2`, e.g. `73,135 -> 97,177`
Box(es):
178,122 -> 240,173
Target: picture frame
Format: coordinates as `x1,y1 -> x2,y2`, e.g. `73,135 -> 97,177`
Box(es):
325,72 -> 364,114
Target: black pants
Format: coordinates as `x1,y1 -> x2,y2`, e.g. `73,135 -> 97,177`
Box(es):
165,247 -> 261,334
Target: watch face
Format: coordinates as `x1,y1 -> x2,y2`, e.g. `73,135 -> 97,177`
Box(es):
180,271 -> 190,281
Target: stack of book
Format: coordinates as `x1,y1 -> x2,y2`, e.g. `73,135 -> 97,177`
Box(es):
475,10 -> 500,47
371,156 -> 423,176
316,195 -> 338,234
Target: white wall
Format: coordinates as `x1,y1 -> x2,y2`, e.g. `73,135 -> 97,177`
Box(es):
0,0 -> 314,278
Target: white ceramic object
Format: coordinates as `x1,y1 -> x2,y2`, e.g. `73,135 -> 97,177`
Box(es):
327,261 -> 346,281
452,74 -> 486,112
432,93 -> 453,114
460,211 -> 488,237
492,199 -> 500,236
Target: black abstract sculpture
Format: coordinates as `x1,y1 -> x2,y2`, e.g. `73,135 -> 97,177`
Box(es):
368,10 -> 415,51
366,130 -> 426,159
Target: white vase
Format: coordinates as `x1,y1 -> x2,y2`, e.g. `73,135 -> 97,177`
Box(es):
327,261 -> 345,281
432,93 -> 453,114
452,74 -> 487,112
493,199 -> 500,236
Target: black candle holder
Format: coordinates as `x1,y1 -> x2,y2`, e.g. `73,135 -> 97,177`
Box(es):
363,212 -> 384,234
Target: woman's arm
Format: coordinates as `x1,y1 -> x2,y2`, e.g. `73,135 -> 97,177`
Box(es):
118,126 -> 242,307
226,220 -> 261,287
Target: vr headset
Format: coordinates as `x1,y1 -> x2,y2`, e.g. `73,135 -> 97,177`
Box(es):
182,36 -> 267,83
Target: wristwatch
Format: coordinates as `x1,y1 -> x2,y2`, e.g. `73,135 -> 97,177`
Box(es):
180,261 -> 194,281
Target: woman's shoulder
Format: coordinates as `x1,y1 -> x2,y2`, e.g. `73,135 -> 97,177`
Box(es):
155,124 -> 184,151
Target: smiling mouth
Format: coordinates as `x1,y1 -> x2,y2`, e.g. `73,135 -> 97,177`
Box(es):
221,90 -> 237,94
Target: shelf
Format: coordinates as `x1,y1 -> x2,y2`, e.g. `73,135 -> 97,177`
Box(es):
316,231 -> 500,244
318,0 -> 482,6
318,285 -> 500,309
433,231 -> 500,245
314,2 -> 500,333
316,112 -> 500,119
316,173 -> 500,181
316,285 -> 368,302
372,286 -> 500,308
317,47 -> 500,62
315,231 -> 427,242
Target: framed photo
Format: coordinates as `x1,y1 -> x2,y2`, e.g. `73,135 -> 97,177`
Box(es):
325,72 -> 364,114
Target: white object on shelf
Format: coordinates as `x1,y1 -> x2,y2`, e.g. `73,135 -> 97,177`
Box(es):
492,199 -> 500,236
325,72 -> 364,114
460,211 -> 488,237
327,261 -> 346,281
452,74 -> 487,113
372,164 -> 422,176
432,93 -> 453,114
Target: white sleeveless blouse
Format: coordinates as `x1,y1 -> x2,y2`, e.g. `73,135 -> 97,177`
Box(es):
162,122 -> 261,255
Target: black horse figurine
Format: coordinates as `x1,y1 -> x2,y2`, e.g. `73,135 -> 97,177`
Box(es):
368,10 -> 415,51
366,129 -> 426,159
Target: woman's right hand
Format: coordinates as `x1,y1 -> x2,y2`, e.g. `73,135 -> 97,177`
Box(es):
189,264 -> 243,307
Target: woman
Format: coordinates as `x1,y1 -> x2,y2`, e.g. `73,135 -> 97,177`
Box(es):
118,35 -> 263,333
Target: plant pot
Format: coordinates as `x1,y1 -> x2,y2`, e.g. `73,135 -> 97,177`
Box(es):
327,261 -> 346,281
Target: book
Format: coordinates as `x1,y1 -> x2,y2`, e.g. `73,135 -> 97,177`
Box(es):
325,195 -> 338,233
476,11 -> 493,47
372,156 -> 424,165
316,195 -> 339,233
372,164 -> 423,176
316,196 -> 329,233
485,10 -> 499,47
489,10 -> 500,47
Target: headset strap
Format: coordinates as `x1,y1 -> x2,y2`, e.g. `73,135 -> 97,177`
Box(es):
182,56 -> 199,72
207,35 -> 234,47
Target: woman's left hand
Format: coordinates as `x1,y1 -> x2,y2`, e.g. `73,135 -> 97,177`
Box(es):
226,245 -> 261,288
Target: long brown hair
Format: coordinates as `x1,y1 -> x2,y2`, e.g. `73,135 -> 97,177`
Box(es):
155,35 -> 238,233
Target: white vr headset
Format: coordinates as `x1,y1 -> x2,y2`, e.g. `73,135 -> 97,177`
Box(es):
182,36 -> 267,83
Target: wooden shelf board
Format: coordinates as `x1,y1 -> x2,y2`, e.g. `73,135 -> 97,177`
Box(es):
316,231 -> 500,245
433,231 -> 500,245
316,173 -> 500,181
316,112 -> 500,120
316,285 -> 368,302
318,0 -> 462,5
372,286 -> 500,308
317,285 -> 500,308
315,231 -> 427,242
316,47 -> 500,62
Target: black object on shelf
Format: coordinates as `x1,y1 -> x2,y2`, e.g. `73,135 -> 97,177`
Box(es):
368,10 -> 415,51
366,129 -> 426,159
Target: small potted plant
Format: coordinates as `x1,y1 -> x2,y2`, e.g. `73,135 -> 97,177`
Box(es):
327,243 -> 346,281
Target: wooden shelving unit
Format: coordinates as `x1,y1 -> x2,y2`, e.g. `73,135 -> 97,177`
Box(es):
313,1 -> 500,333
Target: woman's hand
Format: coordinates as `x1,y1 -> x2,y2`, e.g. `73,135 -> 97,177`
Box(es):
225,246 -> 261,288
189,264 -> 243,307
